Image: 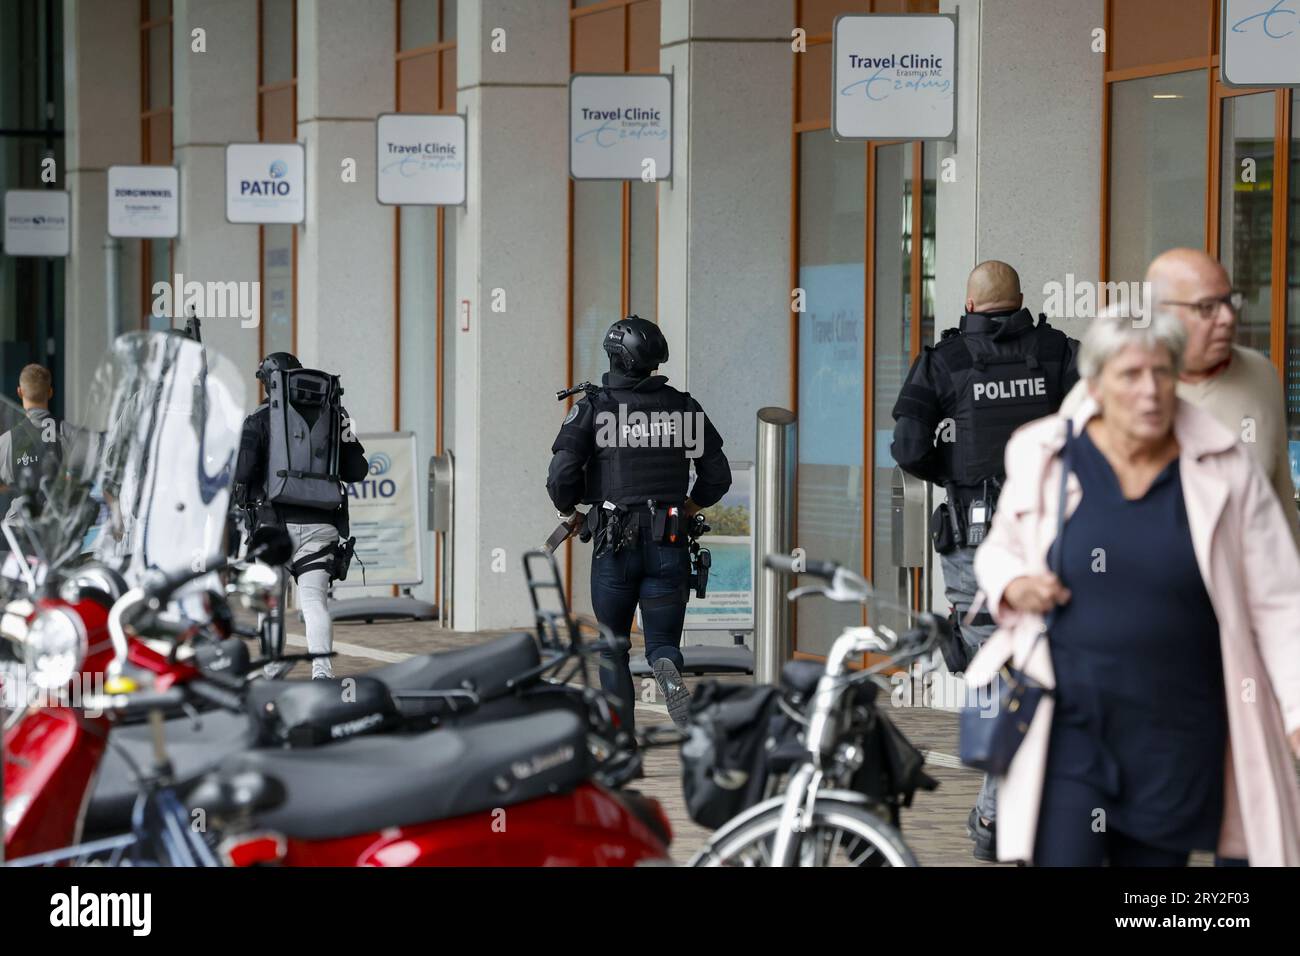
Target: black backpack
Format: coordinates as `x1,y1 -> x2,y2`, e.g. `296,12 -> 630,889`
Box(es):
263,367 -> 344,510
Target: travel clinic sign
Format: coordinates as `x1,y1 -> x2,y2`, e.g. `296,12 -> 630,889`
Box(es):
570,74 -> 673,181
376,113 -> 467,206
833,14 -> 957,141
225,142 -> 305,224
1221,0 -> 1300,87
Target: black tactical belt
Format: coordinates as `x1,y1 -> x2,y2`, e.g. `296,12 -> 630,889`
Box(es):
277,468 -> 338,481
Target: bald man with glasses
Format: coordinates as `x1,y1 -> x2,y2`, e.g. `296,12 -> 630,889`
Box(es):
1064,249 -> 1300,547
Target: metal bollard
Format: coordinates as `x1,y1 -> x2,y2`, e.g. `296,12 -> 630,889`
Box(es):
753,407 -> 797,685
428,450 -> 455,628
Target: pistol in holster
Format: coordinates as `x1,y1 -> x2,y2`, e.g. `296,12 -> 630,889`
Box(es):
592,502 -> 637,559
332,536 -> 357,582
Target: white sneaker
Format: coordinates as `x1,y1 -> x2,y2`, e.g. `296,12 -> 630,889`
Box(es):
311,660 -> 334,681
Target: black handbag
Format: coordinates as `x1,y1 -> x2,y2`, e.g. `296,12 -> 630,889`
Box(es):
959,422 -> 1071,776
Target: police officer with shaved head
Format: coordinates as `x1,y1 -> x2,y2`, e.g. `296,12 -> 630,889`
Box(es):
547,316 -> 731,735
891,260 -> 1079,861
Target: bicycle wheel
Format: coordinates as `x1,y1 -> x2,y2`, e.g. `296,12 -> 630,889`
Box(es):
693,799 -> 919,868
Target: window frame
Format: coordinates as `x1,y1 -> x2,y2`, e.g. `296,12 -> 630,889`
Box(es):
791,0 -> 937,656
256,0 -> 298,366
139,0 -> 173,331
1101,0 -> 1295,377
394,0 -> 458,447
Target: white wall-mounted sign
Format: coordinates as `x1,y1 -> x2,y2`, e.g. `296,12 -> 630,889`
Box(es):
343,432 -> 423,588
832,14 -> 957,141
1222,0 -> 1300,87
376,113 -> 466,206
108,165 -> 180,238
225,142 -> 305,224
570,73 -> 672,181
3,189 -> 70,257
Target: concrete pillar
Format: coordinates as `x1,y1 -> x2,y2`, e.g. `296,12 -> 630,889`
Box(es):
62,0 -> 141,414
452,0 -> 569,630
171,0 -> 260,393
932,0 -> 1103,649
294,0 -> 396,434
644,0 -> 792,645
657,0 -> 794,463
936,0 -> 1103,343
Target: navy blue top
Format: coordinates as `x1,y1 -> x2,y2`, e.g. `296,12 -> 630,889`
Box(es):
1045,427 -> 1226,851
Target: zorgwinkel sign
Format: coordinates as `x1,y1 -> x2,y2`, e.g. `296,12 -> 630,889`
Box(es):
832,14 -> 957,141
1221,0 -> 1300,87
376,113 -> 467,206
570,73 -> 673,181
225,142 -> 306,224
108,165 -> 180,238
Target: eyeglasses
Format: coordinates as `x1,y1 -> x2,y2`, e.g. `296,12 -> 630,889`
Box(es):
1158,291 -> 1246,320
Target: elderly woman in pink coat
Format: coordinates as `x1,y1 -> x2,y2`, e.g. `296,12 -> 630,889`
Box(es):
967,307 -> 1300,866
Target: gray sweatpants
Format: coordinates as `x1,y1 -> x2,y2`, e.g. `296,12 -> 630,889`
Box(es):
941,545 -> 997,824
287,522 -> 339,679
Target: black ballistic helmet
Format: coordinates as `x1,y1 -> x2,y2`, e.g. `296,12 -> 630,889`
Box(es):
256,351 -> 302,384
603,315 -> 668,375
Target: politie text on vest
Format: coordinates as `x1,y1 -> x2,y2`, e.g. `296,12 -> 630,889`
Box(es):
971,377 -> 1048,402
593,406 -> 706,459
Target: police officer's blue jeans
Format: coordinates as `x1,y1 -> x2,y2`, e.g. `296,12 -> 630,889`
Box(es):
590,534 -> 691,735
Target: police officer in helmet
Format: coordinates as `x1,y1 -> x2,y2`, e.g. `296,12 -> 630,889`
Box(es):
547,316 -> 731,732
891,260 -> 1079,861
235,352 -> 369,679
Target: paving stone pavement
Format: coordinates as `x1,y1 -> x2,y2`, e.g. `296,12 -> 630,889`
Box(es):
273,615 -> 1220,867
265,616 -> 987,865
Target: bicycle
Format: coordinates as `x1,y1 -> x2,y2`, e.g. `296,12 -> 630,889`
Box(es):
688,554 -> 946,867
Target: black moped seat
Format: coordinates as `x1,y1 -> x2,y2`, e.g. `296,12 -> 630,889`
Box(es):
368,630 -> 540,701
83,710 -> 255,836
247,630 -> 540,714
86,632 -> 544,835
208,710 -> 592,840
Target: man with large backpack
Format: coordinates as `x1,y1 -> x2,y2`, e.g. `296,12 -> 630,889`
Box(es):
234,352 -> 368,679
0,364 -> 64,524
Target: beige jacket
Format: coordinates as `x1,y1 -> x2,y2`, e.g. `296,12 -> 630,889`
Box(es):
968,396 -> 1300,865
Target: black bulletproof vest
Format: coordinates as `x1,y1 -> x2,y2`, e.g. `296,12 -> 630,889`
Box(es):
581,382 -> 694,506
9,414 -> 60,485
940,315 -> 1069,486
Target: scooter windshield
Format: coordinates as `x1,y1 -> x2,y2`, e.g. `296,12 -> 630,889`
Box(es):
78,332 -> 247,590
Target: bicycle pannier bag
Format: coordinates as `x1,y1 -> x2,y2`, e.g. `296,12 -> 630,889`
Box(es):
680,682 -> 787,829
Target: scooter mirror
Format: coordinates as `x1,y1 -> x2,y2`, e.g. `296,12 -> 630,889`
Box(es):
230,562 -> 280,614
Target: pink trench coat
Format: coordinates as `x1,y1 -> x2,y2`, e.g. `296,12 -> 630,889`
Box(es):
967,395 -> 1300,865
